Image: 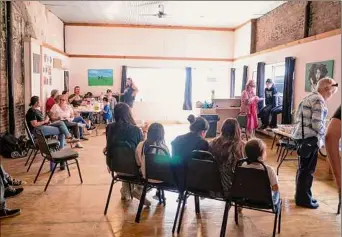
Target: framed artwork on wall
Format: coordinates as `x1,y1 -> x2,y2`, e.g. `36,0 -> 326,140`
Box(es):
88,69 -> 114,86
64,71 -> 69,92
33,53 -> 40,74
305,60 -> 334,92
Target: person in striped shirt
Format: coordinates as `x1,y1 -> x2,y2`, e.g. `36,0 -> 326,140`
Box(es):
292,77 -> 338,209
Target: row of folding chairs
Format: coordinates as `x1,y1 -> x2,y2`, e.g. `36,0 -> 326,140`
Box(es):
104,142 -> 282,237
24,121 -> 83,191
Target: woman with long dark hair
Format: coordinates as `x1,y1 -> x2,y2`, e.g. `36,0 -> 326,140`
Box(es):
117,78 -> 139,108
209,118 -> 245,196
104,103 -> 150,206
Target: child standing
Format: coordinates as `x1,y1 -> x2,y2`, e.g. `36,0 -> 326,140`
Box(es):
106,89 -> 117,120
102,97 -> 113,124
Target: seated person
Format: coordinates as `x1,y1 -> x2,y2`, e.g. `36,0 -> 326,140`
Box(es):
62,90 -> 69,96
269,92 -> 283,128
171,117 -> 209,190
102,97 -> 113,124
50,94 -> 84,148
0,174 -> 20,219
104,103 -> 150,207
0,164 -> 25,200
68,86 -> 83,107
135,123 -> 170,202
241,138 -> 280,205
259,79 -> 278,129
26,96 -> 78,149
46,89 -> 59,113
209,118 -> 245,197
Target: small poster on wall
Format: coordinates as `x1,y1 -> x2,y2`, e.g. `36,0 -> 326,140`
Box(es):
305,60 -> 334,92
88,69 -> 114,86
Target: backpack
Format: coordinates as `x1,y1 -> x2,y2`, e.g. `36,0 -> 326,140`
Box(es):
0,132 -> 28,159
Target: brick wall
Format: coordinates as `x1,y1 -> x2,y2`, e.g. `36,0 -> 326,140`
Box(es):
254,1 -> 306,52
253,1 -> 341,52
0,1 -> 9,134
309,1 -> 341,36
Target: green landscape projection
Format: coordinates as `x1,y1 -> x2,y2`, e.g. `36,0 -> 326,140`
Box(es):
88,69 -> 113,86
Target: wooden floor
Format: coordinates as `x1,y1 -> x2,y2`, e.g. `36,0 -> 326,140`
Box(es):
1,125 -> 341,237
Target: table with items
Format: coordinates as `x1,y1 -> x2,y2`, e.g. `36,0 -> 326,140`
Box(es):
73,104 -> 103,136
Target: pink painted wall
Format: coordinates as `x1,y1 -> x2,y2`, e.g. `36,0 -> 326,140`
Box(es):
24,1 -> 64,50
234,34 -> 341,117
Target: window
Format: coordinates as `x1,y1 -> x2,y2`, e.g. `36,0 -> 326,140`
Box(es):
234,68 -> 243,97
265,63 -> 285,94
126,67 -> 185,105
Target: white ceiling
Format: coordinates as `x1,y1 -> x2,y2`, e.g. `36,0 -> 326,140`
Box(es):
41,1 -> 285,28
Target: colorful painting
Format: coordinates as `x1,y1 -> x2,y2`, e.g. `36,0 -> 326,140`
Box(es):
88,69 -> 113,86
305,60 -> 334,92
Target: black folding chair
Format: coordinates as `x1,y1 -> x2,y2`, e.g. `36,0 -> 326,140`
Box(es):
24,121 -> 60,172
231,159 -> 282,237
135,145 -> 182,233
177,151 -> 231,237
237,113 -> 248,141
276,139 -> 298,175
33,128 -> 82,191
104,141 -> 143,215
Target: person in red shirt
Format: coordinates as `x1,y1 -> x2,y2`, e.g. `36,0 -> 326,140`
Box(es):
46,89 -> 59,113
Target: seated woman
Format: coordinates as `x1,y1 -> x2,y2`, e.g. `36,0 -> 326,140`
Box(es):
135,123 -> 170,202
242,138 -> 280,205
172,116 -> 209,163
104,103 -> 150,206
49,95 -> 84,148
26,96 -> 77,149
209,118 -> 245,197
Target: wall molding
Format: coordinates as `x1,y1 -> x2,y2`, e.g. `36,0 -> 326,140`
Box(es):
68,54 -> 234,62
234,29 -> 341,61
38,28 -> 340,62
65,23 -> 234,32
233,20 -> 252,31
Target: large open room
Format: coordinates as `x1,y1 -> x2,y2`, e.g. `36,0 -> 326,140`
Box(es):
0,1 -> 341,236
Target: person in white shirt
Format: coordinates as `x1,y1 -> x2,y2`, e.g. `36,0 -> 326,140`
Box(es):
49,94 -> 84,148
241,138 -> 280,205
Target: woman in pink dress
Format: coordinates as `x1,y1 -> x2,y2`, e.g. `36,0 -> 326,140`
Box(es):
240,80 -> 261,137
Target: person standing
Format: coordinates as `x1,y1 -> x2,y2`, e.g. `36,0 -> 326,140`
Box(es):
259,79 -> 278,129
105,89 -> 117,119
269,92 -> 283,128
292,78 -> 338,209
240,80 -> 262,137
117,78 -> 139,108
325,105 -> 341,197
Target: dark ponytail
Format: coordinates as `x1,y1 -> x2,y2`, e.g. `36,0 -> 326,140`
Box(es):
190,117 -> 209,134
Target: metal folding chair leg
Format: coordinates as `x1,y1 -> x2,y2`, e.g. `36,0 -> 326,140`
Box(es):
75,159 -> 83,183
25,149 -> 33,166
34,158 -> 46,183
66,161 -> 71,177
104,178 -> 115,215
220,201 -> 231,237
234,204 -> 238,225
44,162 -> 58,192
194,195 -> 200,214
135,184 -> 148,223
27,150 -> 39,172
177,192 -> 188,233
172,194 -> 183,233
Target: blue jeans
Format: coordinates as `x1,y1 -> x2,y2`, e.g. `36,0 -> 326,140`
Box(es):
38,121 -> 70,148
73,116 -> 89,138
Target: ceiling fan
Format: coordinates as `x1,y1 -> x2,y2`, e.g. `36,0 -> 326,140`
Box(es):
140,4 -> 169,18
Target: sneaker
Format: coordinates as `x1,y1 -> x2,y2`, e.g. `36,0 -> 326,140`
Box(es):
80,136 -> 89,141
0,208 -> 21,219
6,176 -> 26,186
4,187 -> 24,199
87,125 -> 96,131
75,143 -> 84,148
67,138 -> 79,143
132,190 -> 151,207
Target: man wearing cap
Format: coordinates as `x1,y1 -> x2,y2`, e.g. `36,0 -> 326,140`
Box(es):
259,78 -> 278,129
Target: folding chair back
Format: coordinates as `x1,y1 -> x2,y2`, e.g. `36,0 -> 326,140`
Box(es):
231,159 -> 274,210
34,128 -> 53,161
236,113 -> 247,129
106,141 -> 140,176
145,145 -> 179,188
186,151 -> 224,198
24,121 -> 36,148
